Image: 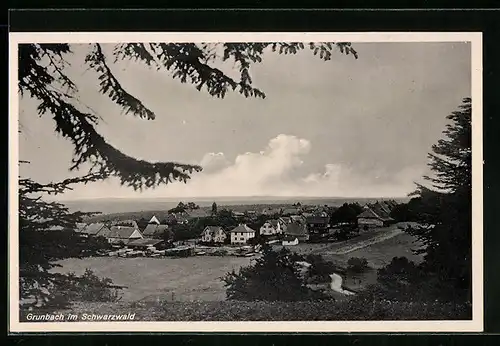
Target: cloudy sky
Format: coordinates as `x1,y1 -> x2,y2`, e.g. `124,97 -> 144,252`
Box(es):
18,42 -> 471,200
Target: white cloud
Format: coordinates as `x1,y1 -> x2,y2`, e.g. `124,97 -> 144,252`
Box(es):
55,134 -> 422,200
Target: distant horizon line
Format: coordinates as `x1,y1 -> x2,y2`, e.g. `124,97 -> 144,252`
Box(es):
59,195 -> 410,202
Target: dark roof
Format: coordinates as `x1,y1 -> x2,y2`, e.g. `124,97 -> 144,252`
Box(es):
279,217 -> 291,224
290,215 -> 306,223
357,208 -> 382,220
186,209 -> 209,218
306,216 -> 330,225
127,238 -> 164,247
82,223 -> 107,235
268,220 -> 279,227
75,223 -> 87,231
230,224 -> 256,234
142,224 -> 169,237
282,208 -> 300,215
368,202 -> 395,220
107,226 -> 141,239
262,208 -> 282,215
283,236 -> 298,242
112,220 -> 138,228
285,223 -> 308,236
357,205 -> 393,222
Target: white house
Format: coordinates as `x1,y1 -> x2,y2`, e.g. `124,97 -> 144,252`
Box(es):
230,224 -> 256,245
282,236 -> 299,246
259,220 -> 283,236
201,226 -> 227,243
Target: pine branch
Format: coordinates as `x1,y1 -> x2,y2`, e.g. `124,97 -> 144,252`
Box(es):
85,43 -> 156,120
19,42 -> 357,191
19,173 -> 105,195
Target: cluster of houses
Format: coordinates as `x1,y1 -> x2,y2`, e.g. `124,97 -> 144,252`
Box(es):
356,200 -> 398,229
76,218 -> 169,250
200,215 -> 316,247
74,200 -> 399,251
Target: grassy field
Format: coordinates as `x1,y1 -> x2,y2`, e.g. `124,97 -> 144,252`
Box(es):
51,256 -> 254,302
282,224 -> 423,268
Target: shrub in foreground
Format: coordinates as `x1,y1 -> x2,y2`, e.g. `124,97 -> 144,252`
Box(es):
347,257 -> 369,273
222,246 -> 329,301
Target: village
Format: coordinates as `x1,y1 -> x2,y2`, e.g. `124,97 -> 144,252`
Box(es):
72,200 -> 400,260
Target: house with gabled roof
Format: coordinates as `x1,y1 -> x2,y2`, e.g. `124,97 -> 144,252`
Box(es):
229,224 -> 256,245
306,215 -> 330,234
149,215 -> 160,225
111,220 -> 139,229
75,222 -> 88,232
104,225 -> 143,245
284,222 -> 309,241
142,224 -> 170,239
357,201 -> 395,229
81,222 -> 109,237
290,215 -> 306,224
259,219 -> 283,236
282,235 -> 299,246
201,226 -> 227,243
127,238 -> 166,250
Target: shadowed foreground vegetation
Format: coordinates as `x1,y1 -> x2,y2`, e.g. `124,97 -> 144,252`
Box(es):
20,299 -> 471,322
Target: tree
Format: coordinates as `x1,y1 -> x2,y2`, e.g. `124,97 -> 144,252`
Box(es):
186,202 -> 200,210
304,254 -> 340,284
222,246 -> 328,301
347,257 -> 369,273
211,202 -> 218,216
19,170 -> 121,309
330,202 -> 363,225
404,98 -> 472,300
19,42 -> 357,190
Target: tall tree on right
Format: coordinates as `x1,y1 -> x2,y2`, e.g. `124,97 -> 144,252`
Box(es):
406,97 -> 472,301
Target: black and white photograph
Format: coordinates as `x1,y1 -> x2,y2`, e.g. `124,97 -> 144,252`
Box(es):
9,32 -> 483,333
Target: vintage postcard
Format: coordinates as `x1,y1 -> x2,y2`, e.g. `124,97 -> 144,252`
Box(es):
9,32 -> 483,333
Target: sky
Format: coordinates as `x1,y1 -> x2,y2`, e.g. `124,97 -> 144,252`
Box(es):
18,42 -> 471,200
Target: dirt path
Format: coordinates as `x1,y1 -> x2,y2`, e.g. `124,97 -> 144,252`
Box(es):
328,228 -> 404,255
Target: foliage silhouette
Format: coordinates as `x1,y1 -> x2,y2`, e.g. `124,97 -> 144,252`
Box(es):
19,42 -> 357,189
402,98 -> 472,301
19,170 -> 121,309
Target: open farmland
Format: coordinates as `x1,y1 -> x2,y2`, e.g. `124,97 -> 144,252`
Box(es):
51,256 -> 254,303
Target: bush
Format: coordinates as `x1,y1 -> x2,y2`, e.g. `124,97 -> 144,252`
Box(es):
68,268 -> 124,303
154,300 -> 471,321
222,247 -> 329,302
304,254 -> 339,283
374,257 -> 471,304
347,257 -> 369,273
22,268 -> 124,310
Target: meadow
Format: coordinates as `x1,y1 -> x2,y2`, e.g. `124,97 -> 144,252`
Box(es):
51,256 -> 254,303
